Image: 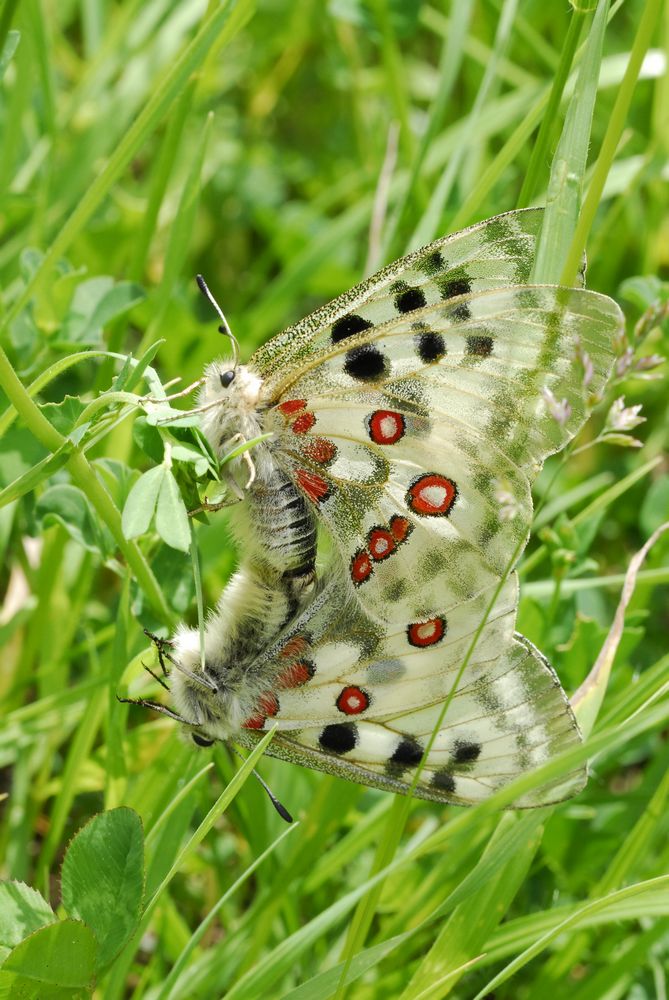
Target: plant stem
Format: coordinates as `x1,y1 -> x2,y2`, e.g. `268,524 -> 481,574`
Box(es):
561,0 -> 663,284
0,342 -> 172,622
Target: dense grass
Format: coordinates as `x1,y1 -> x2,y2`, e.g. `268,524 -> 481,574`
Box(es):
1,1 -> 668,997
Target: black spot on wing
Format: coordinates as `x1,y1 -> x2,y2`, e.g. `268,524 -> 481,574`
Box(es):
394,285 -> 427,314
438,271 -> 472,301
432,769 -> 456,793
416,330 -> 446,363
331,314 -> 373,344
344,345 -> 388,381
438,269 -> 472,322
391,736 -> 424,768
453,740 -> 482,764
319,723 -> 358,754
466,335 -> 494,357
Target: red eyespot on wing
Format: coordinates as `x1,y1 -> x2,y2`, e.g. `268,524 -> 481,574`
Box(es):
280,636 -> 310,659
350,549 -> 373,585
389,514 -> 412,544
292,411 -> 316,434
303,437 -> 337,465
367,527 -> 396,562
367,409 -> 406,445
407,474 -> 457,516
295,468 -> 330,504
336,685 -> 370,715
242,713 -> 266,730
258,692 -> 279,717
279,399 -> 307,415
277,660 -> 315,689
407,617 -> 446,647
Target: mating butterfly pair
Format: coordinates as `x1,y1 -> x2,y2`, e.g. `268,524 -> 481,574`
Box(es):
156,209 -> 622,807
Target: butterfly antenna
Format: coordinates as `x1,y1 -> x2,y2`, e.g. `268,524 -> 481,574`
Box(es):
196,274 -> 240,369
229,745 -> 293,823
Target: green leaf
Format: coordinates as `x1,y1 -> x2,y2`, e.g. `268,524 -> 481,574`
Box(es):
93,459 -> 137,512
0,882 -> 55,962
121,466 -> 165,539
60,808 -> 144,973
533,0 -> 609,284
619,274 -> 667,312
155,470 -> 190,552
0,443 -> 73,510
170,443 -> 211,477
0,31 -> 19,80
0,428 -> 49,490
401,812 -> 546,999
132,417 -> 165,465
36,484 -> 113,556
0,919 -> 97,999
119,341 -> 163,395
150,545 -> 195,614
55,279 -> 145,349
39,396 -> 89,436
640,476 -> 669,535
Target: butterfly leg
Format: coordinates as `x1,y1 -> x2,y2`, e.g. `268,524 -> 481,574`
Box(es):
144,629 -> 175,676
222,432 -> 257,490
188,469 -> 246,515
145,627 -> 219,694
141,659 -> 171,691
142,376 -> 207,404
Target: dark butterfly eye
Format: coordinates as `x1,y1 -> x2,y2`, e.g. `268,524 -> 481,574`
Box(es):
192,732 -> 215,747
219,370 -> 235,388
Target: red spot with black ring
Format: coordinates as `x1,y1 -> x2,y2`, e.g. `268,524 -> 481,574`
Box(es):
389,514 -> 412,543
336,686 -> 370,715
407,473 -> 457,516
350,549 -> 373,585
367,527 -> 396,562
367,409 -> 406,445
407,617 -> 446,647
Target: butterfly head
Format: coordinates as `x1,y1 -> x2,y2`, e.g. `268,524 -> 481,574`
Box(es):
198,360 -> 265,450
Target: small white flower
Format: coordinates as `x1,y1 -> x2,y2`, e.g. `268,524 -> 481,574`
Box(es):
605,396 -> 645,433
541,386 -> 572,426
615,347 -> 635,378
634,353 -> 665,374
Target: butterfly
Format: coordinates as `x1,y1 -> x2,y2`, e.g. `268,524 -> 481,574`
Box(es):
154,209 -> 622,807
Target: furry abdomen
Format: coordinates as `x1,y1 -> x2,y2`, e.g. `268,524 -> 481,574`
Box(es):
171,447 -> 318,739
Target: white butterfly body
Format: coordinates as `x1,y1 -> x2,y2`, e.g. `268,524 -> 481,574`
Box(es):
168,209 -> 624,806
171,365 -> 319,736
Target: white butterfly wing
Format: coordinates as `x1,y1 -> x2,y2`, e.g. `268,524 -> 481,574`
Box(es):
235,576 -> 584,806
263,285 -> 620,621
252,208 -> 549,392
